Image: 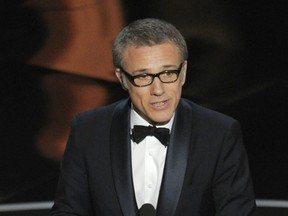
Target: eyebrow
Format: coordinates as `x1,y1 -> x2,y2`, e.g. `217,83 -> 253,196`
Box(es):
130,64 -> 179,75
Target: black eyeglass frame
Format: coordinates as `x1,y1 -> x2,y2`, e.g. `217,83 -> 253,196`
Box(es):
120,62 -> 184,87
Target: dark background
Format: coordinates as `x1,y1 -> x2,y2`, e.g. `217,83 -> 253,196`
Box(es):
1,0 -> 287,214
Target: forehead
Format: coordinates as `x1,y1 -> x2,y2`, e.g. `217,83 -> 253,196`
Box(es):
123,42 -> 181,68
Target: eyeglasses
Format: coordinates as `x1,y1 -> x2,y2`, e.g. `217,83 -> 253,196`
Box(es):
120,63 -> 184,87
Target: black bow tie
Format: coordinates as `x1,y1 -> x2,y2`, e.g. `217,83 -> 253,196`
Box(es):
131,125 -> 170,146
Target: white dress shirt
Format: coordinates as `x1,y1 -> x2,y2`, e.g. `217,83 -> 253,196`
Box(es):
130,108 -> 174,209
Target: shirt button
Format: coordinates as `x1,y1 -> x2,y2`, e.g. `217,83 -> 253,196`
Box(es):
148,152 -> 153,156
147,184 -> 153,189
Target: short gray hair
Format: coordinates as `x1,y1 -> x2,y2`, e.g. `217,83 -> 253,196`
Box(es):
112,18 -> 188,68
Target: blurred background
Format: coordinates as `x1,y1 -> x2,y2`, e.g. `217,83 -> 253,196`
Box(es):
0,0 -> 287,215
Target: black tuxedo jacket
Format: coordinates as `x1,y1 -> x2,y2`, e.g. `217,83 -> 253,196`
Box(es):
51,98 -> 255,216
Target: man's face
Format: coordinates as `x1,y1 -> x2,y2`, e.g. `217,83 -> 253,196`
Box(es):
115,42 -> 187,125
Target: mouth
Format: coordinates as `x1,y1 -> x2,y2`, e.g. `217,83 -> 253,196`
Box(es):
151,99 -> 168,108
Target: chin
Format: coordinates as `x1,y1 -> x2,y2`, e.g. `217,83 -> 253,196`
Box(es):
151,117 -> 171,125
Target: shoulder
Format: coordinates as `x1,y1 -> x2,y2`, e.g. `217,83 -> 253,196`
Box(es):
73,98 -> 129,127
177,99 -> 244,154
66,99 -> 130,149
179,98 -> 239,130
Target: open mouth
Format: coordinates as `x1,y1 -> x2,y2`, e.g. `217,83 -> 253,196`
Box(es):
151,100 -> 168,108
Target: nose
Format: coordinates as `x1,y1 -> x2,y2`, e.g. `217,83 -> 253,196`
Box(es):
150,77 -> 164,96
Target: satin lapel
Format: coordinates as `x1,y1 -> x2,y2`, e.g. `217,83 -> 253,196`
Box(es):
110,99 -> 138,216
157,100 -> 193,216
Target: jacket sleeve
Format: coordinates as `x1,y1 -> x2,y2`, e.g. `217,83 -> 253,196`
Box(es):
212,121 -> 256,216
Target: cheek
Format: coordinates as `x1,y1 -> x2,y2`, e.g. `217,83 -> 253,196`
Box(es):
171,85 -> 183,106
128,88 -> 147,106
180,74 -> 186,86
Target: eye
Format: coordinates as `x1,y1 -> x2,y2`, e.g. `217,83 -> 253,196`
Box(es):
136,74 -> 150,80
163,70 -> 176,77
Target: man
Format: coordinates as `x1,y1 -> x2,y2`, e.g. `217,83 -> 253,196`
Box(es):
51,18 -> 255,215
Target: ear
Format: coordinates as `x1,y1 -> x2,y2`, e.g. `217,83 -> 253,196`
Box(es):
181,60 -> 188,86
115,68 -> 128,90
